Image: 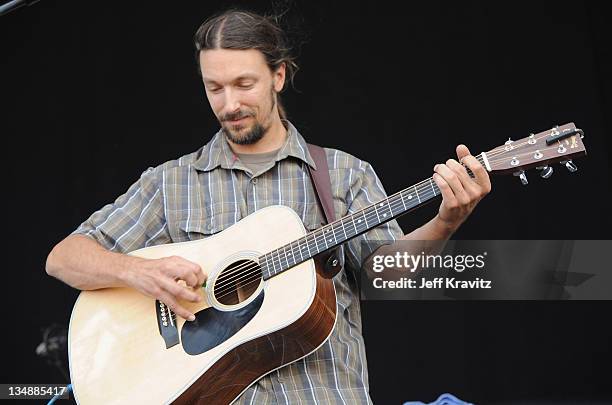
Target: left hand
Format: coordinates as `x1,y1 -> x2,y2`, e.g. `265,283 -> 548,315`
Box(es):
432,144 -> 491,232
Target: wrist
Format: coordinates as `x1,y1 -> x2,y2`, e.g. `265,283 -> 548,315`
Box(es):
113,253 -> 144,288
432,214 -> 460,237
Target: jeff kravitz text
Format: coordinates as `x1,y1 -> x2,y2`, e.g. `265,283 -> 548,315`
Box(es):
369,251 -> 492,290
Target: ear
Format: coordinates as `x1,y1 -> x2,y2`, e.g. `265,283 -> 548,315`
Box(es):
273,62 -> 286,92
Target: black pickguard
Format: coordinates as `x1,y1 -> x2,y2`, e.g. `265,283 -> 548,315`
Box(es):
181,291 -> 264,355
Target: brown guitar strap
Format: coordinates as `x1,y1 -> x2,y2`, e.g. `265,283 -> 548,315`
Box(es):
306,144 -> 336,224
306,143 -> 342,278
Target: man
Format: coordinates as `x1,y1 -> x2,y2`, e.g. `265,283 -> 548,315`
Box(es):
46,9 -> 490,404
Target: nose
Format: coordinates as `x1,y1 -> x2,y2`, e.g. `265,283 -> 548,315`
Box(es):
222,87 -> 241,115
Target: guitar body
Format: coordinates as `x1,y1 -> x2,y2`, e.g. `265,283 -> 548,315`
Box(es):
68,205 -> 337,404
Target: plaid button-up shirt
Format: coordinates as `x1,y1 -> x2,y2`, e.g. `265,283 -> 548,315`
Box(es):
74,121 -> 404,404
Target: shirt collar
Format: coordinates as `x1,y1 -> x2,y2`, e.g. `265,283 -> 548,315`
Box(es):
193,120 -> 317,172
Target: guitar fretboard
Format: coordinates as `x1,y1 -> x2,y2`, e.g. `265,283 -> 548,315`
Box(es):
259,154 -> 486,279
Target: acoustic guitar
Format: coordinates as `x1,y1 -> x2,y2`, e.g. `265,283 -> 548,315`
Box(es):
68,123 -> 586,404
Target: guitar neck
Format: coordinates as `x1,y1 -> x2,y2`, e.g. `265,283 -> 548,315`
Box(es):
260,154 -> 488,279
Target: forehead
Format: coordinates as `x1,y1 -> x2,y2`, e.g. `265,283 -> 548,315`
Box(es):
199,48 -> 271,83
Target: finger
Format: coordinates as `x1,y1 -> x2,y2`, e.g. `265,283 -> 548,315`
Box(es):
434,164 -> 470,205
176,267 -> 198,288
184,264 -> 207,288
195,268 -> 207,287
432,173 -> 458,207
162,277 -> 202,303
157,291 -> 195,321
168,256 -> 202,287
462,155 -> 492,194
446,158 -> 471,183
446,158 -> 482,197
456,144 -> 471,161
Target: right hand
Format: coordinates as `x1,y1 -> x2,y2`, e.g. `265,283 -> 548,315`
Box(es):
123,255 -> 207,321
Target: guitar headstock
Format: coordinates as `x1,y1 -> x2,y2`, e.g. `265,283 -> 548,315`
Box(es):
481,122 -> 586,184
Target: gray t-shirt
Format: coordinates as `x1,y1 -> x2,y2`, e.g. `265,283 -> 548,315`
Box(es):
234,147 -> 282,197
234,148 -> 281,177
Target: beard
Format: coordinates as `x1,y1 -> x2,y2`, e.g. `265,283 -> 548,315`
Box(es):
222,119 -> 266,145
220,88 -> 277,146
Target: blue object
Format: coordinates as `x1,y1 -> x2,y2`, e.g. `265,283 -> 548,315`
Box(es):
47,384 -> 72,405
404,392 -> 474,405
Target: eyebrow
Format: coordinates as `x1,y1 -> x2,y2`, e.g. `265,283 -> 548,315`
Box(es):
203,74 -> 259,86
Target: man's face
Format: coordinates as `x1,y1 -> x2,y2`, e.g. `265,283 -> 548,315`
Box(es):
199,49 -> 285,145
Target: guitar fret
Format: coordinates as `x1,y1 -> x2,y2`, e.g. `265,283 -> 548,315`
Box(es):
269,251 -> 276,274
280,247 -> 286,268
276,248 -> 284,271
362,210 -> 368,228
340,218 -> 348,241
351,214 -> 359,236
287,244 -> 295,266
372,203 -> 381,223
322,228 -> 329,249
265,255 -> 272,277
314,229 -> 323,252
305,232 -> 313,258
379,200 -> 392,221
296,239 -> 304,262
260,255 -> 266,277
282,246 -> 288,268
330,226 -> 337,245
390,196 -> 401,216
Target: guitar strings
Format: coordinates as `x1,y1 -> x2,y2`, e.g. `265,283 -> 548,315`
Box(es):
213,183 -> 448,299
212,174 -> 447,294
213,188 -> 441,301
215,128 -> 568,289
483,128 -> 577,161
212,140 -> 550,296
212,129 -> 577,298
212,175 -> 449,289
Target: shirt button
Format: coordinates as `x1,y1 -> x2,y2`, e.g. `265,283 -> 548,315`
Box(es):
251,177 -> 258,185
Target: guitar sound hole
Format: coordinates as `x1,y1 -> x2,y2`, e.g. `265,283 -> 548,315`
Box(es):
213,259 -> 262,306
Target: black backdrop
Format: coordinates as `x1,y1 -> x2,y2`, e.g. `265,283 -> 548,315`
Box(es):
2,1 -> 611,403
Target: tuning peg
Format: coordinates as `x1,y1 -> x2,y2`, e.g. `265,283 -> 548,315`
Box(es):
561,160 -> 578,173
536,165 -> 554,179
513,170 -> 528,185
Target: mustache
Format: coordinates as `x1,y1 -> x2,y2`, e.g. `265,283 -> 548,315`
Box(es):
220,110 -> 254,122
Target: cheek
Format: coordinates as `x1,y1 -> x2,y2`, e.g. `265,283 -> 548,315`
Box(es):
207,94 -> 224,114
244,91 -> 266,110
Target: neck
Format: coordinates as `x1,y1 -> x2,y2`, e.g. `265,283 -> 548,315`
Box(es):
227,113 -> 287,154
260,153 -> 488,280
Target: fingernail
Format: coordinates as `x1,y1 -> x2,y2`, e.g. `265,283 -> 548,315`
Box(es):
188,315 -> 195,321
434,164 -> 439,171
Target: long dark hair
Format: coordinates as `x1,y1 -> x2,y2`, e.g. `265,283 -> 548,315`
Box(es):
194,9 -> 298,121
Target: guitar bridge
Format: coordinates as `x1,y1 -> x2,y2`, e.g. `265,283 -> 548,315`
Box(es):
156,300 -> 179,348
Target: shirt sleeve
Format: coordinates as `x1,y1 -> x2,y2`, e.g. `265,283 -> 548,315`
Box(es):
71,167 -> 171,253
343,160 -> 404,272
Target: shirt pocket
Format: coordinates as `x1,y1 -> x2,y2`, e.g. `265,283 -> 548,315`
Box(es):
175,202 -> 240,241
